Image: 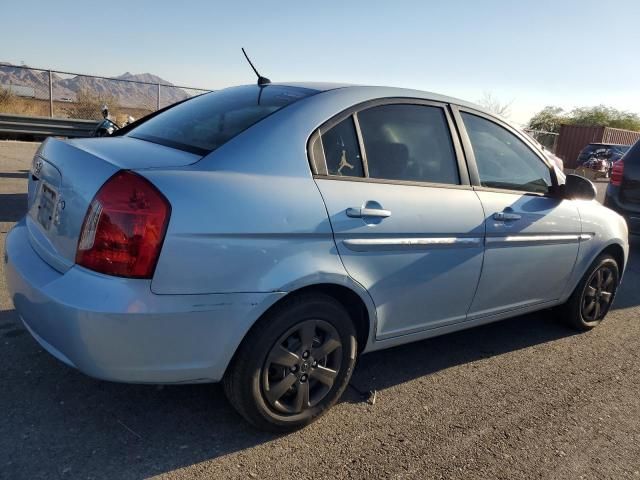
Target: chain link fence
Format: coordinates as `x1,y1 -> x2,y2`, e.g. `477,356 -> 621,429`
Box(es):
0,64 -> 210,125
523,128 -> 559,153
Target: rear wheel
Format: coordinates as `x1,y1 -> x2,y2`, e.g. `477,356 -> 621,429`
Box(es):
559,254 -> 619,331
223,294 -> 358,432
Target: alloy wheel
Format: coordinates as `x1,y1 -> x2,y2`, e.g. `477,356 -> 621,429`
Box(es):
262,319 -> 342,415
581,265 -> 616,322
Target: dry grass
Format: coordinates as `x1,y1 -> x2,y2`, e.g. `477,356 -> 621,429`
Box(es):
65,89 -> 117,120
0,87 -> 153,122
0,88 -> 50,116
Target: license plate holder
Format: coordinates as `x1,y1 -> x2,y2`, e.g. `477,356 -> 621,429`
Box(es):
35,182 -> 58,231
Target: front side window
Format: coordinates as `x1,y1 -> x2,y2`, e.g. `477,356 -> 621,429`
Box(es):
357,104 -> 459,184
461,112 -> 552,194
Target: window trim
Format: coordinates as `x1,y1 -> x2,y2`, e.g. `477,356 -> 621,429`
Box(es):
307,97 -> 471,188
352,112 -> 370,178
450,105 -> 559,197
313,174 -> 476,191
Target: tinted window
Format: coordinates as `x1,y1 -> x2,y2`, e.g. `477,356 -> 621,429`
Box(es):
624,139 -> 640,164
129,85 -> 316,155
612,145 -> 631,156
462,112 -> 552,194
357,104 -> 459,184
321,117 -> 365,177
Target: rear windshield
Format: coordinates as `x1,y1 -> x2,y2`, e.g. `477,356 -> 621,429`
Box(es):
128,85 -> 317,155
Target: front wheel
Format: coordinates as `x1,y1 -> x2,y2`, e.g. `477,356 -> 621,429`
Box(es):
558,254 -> 620,331
223,294 -> 358,432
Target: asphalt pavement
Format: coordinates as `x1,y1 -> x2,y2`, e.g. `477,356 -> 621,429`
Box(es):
0,141 -> 638,480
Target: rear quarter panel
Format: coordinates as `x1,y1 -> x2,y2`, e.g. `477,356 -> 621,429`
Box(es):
143,168 -> 345,294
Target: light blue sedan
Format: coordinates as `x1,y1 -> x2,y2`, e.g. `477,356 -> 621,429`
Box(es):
4,82 -> 628,431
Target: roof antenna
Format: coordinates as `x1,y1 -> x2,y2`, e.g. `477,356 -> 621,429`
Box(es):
242,48 -> 271,86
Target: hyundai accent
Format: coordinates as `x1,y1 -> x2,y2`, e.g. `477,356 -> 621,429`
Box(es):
4,83 -> 628,431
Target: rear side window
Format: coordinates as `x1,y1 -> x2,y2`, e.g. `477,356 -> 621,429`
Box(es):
357,104 -> 459,184
322,117 -> 365,177
128,85 -> 316,155
462,112 -> 552,194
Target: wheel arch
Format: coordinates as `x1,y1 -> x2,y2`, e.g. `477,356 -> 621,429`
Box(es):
223,281 -> 377,379
277,283 -> 374,355
600,242 -> 625,272
563,239 -> 627,304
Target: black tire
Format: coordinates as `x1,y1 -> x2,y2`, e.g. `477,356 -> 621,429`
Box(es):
223,293 -> 358,432
559,254 -> 620,331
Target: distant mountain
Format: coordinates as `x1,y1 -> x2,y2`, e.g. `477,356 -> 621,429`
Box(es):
116,72 -> 167,84
0,63 -> 192,108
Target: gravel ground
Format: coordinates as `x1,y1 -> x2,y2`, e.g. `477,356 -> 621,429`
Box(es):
0,141 -> 638,480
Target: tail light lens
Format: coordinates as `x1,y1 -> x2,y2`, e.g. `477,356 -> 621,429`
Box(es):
610,160 -> 624,186
76,171 -> 170,278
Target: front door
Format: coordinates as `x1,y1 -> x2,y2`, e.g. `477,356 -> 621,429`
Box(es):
311,101 -> 486,339
456,110 -> 580,318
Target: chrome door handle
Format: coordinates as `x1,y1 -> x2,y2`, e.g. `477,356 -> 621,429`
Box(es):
346,207 -> 392,218
493,212 -> 521,221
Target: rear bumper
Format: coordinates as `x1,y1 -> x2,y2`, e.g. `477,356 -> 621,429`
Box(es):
605,185 -> 640,234
4,219 -> 283,384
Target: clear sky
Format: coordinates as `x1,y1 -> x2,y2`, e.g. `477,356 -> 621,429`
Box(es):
2,0 -> 639,124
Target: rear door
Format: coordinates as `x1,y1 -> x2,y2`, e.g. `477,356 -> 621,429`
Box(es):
453,108 -> 581,318
311,100 -> 486,340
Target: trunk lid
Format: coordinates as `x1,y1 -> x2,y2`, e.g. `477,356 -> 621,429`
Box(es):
26,137 -> 198,273
66,136 -> 201,169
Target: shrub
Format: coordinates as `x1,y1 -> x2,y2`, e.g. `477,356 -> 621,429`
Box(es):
0,86 -> 15,109
66,89 -> 118,120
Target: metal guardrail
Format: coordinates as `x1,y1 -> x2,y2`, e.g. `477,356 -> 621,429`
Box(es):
0,113 -> 99,138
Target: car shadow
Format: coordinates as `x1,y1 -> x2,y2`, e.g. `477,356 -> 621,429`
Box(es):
0,193 -> 27,222
609,234 -> 640,310
0,305 -> 584,478
346,311 -> 579,403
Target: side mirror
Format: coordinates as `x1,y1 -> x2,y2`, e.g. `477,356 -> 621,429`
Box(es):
562,173 -> 597,200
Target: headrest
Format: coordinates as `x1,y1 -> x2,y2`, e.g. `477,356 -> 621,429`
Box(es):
367,142 -> 409,180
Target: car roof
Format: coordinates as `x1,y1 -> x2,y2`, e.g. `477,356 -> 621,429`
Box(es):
271,82 -> 493,117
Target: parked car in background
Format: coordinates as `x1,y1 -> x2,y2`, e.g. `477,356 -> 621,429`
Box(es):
605,139 -> 640,234
576,143 -> 631,168
576,154 -> 611,179
4,83 -> 629,431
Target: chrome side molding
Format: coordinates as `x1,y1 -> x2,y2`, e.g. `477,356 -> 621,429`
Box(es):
343,237 -> 482,252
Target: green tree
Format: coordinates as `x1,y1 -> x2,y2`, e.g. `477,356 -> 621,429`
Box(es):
527,106 -> 564,133
566,105 -> 640,131
528,105 -> 640,133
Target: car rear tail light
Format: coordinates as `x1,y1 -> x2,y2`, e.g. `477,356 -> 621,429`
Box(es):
76,171 -> 170,278
610,160 -> 624,186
